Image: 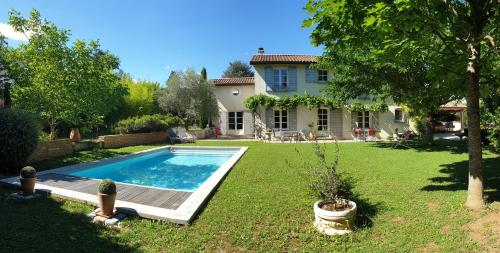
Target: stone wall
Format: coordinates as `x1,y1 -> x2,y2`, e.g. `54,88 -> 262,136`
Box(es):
98,132 -> 168,149
29,139 -> 74,162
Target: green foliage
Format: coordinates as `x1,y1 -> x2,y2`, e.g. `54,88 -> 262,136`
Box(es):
116,74 -> 160,119
7,9 -> 127,138
222,60 -> 254,78
244,93 -> 387,112
200,67 -> 207,80
157,69 -> 218,129
98,179 -> 116,194
0,108 -> 39,173
481,97 -> 500,152
114,114 -> 181,134
20,166 -> 36,178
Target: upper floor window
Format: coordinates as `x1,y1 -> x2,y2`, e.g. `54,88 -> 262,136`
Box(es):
273,69 -> 288,90
394,108 -> 404,122
318,70 -> 328,82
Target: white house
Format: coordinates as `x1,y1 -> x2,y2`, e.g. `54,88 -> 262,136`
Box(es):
212,48 -> 414,140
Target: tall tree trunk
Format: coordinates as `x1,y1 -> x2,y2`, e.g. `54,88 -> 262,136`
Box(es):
425,113 -> 434,145
464,36 -> 484,209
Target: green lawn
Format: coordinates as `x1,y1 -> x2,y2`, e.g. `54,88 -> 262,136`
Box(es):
0,140 -> 498,252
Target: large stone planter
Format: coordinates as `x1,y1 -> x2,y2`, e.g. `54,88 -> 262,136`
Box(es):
313,200 -> 357,235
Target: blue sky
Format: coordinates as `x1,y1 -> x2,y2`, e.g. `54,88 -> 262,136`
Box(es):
0,0 -> 322,84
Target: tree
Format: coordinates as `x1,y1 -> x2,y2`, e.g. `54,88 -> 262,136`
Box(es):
7,9 -> 127,138
304,0 -> 499,209
118,74 -> 160,118
222,60 -> 254,78
157,69 -> 218,129
0,34 -> 15,108
200,67 -> 207,80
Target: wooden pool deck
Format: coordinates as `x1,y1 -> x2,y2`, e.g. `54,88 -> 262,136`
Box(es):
37,173 -> 192,210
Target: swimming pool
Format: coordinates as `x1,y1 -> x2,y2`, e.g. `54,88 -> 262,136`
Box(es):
0,146 -> 247,223
71,148 -> 236,191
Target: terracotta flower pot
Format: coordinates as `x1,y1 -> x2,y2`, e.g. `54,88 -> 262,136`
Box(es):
69,128 -> 81,142
20,177 -> 36,195
98,193 -> 116,217
313,200 -> 357,236
308,132 -> 317,141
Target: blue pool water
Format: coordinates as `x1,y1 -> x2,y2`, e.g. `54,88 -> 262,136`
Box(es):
70,149 -> 236,191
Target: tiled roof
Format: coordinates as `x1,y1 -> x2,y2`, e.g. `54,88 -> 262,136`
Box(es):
210,77 -> 254,86
250,54 -> 318,65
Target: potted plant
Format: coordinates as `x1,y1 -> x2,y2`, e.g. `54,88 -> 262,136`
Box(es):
97,179 -> 117,217
290,140 -> 357,235
19,166 -> 36,195
308,122 -> 317,140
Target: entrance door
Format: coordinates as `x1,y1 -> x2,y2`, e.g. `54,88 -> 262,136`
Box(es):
228,111 -> 244,135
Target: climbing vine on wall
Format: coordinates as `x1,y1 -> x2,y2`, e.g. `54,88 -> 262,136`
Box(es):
244,94 -> 388,112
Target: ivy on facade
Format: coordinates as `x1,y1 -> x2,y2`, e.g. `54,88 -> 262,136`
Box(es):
244,94 -> 388,112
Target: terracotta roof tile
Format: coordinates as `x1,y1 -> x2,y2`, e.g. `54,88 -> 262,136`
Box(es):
250,54 -> 318,65
210,77 -> 254,86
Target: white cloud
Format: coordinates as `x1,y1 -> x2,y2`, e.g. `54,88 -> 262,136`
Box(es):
0,23 -> 31,41
165,64 -> 176,70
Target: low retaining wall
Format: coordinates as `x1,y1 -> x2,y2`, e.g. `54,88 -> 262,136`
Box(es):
98,132 -> 168,149
189,129 -> 207,139
29,139 -> 74,162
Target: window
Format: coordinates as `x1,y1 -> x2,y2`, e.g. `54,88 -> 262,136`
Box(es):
356,111 -> 370,128
318,70 -> 328,82
394,108 -> 404,122
273,69 -> 288,90
228,112 -> 243,130
318,108 -> 328,131
274,110 -> 288,129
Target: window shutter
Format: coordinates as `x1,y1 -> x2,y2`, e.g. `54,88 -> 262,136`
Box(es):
264,67 -> 273,91
370,112 -> 379,129
288,67 -> 297,91
306,68 -> 317,83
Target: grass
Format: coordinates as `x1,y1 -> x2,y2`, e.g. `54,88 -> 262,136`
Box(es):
0,140 -> 499,252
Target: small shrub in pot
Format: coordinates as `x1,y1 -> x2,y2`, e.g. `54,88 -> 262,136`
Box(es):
19,166 -> 37,194
288,139 -> 357,235
97,179 -> 117,217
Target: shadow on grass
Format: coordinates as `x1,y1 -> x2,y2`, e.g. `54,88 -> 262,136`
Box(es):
420,157 -> 500,203
369,139 -> 470,154
0,188 -> 137,252
353,195 -> 381,229
31,149 -> 132,172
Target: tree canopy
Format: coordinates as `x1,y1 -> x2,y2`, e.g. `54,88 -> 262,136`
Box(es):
222,60 -> 254,78
5,9 -> 127,138
304,0 -> 499,209
158,69 -> 218,129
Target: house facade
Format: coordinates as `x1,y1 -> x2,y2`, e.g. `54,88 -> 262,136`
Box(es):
213,49 -> 414,140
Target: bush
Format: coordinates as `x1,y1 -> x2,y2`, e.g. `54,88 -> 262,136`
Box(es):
0,109 -> 39,174
114,114 -> 181,134
288,140 -> 353,207
98,179 -> 116,194
20,166 -> 36,178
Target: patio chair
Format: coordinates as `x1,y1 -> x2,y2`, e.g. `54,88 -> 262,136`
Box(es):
393,130 -> 412,148
367,128 -> 377,141
353,128 -> 363,142
167,128 -> 180,144
178,131 -> 196,143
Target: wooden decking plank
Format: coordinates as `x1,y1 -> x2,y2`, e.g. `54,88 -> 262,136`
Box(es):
36,173 -> 192,210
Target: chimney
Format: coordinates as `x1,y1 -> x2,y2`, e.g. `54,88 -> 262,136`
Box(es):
257,47 -> 265,54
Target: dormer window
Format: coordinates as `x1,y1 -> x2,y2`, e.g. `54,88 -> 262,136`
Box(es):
318,70 -> 328,82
